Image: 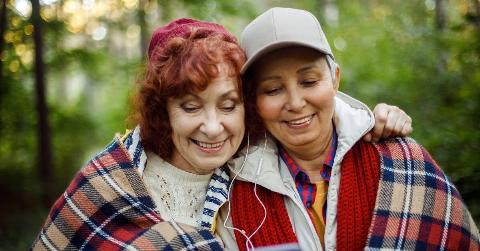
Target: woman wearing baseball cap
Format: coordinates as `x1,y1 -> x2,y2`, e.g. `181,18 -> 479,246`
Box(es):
219,7 -> 480,251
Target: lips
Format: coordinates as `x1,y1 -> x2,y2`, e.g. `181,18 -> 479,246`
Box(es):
192,139 -> 225,153
284,114 -> 314,129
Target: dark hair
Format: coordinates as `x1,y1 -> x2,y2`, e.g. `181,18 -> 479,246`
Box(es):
242,68 -> 267,145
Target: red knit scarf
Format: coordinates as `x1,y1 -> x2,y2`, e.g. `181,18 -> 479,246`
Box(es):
336,141 -> 380,250
230,181 -> 297,250
230,141 -> 380,250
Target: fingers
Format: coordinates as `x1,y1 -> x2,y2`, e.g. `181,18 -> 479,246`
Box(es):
400,118 -> 413,136
370,103 -> 412,142
390,109 -> 412,137
391,115 -> 405,136
381,109 -> 397,139
371,103 -> 388,142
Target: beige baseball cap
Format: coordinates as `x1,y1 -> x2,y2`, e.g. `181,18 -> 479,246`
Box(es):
240,7 -> 335,74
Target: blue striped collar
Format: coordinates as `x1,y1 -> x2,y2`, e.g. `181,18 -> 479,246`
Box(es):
122,126 -> 230,230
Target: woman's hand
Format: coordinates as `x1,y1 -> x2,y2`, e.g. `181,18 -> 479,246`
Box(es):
363,103 -> 412,142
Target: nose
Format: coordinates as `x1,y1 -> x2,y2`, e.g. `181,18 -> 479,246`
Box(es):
199,110 -> 224,139
285,87 -> 306,112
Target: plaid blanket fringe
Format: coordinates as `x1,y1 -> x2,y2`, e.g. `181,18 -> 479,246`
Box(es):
367,137 -> 480,250
31,139 -> 223,250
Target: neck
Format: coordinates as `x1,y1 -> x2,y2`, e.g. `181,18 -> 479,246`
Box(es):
284,126 -> 334,183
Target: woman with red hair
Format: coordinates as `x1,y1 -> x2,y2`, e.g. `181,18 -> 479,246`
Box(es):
31,18 -> 412,250
32,18 -> 246,250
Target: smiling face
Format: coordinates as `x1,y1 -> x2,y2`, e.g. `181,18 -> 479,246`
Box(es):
167,63 -> 245,174
253,46 -> 339,152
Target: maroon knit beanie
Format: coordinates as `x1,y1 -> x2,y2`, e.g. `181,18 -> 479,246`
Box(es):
147,18 -> 237,63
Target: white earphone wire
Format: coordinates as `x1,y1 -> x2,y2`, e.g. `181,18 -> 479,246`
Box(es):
223,134 -> 252,247
223,132 -> 269,251
244,133 -> 269,250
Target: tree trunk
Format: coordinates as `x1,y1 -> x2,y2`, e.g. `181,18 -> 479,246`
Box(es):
435,0 -> 447,31
0,0 -> 7,80
317,0 -> 326,22
435,0 -> 448,72
137,0 -> 148,59
31,0 -> 54,208
158,0 -> 173,22
474,0 -> 480,35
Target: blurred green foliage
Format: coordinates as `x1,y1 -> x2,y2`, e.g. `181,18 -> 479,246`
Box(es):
1,0 -> 479,249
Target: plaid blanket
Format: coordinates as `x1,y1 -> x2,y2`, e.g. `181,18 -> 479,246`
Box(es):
31,138 -> 223,250
367,137 -> 480,250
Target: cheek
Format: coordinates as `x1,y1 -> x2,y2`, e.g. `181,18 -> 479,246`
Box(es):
304,84 -> 336,108
168,112 -> 182,135
256,96 -> 282,121
169,111 -> 196,138
223,109 -> 246,137
310,95 -> 329,107
167,106 -> 182,124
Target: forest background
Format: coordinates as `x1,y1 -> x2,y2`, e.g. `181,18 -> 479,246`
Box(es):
1,0 -> 479,249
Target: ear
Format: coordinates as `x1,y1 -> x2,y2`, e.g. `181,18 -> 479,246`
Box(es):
333,65 -> 341,91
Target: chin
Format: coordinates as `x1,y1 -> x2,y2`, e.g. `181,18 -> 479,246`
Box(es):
286,136 -> 317,147
201,160 -> 227,171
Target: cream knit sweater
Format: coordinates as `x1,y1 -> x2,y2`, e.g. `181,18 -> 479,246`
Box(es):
143,152 -> 213,227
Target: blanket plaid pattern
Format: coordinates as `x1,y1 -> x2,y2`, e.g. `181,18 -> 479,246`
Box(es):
366,137 -> 480,250
31,139 -> 223,250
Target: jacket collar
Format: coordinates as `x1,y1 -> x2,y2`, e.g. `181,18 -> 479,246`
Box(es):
332,92 -> 374,165
227,91 -> 374,194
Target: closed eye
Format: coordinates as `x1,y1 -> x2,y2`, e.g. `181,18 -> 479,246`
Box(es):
264,86 -> 283,95
219,100 -> 238,112
301,80 -> 319,87
181,105 -> 200,113
220,106 -> 236,112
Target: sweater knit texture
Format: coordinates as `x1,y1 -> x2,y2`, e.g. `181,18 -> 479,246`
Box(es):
143,151 -> 213,227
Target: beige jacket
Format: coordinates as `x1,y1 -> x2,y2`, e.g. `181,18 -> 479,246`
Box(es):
214,92 -> 375,251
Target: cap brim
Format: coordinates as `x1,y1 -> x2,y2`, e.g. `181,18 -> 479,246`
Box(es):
240,40 -> 333,74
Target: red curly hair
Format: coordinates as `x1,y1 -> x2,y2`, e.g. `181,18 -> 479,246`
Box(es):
131,30 -> 245,160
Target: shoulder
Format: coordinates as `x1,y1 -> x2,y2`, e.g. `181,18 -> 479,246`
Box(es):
32,137 -> 158,250
54,138 -> 136,208
80,138 -> 133,177
370,137 -> 443,184
373,136 -> 422,153
367,138 -> 480,249
372,137 -> 439,168
49,137 -> 139,220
